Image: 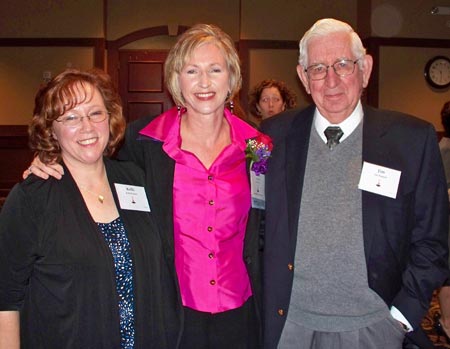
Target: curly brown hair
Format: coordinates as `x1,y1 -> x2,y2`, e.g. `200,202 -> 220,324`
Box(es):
29,68 -> 125,164
441,101 -> 450,137
248,79 -> 297,118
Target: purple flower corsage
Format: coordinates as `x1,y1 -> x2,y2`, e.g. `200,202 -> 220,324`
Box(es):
245,134 -> 273,176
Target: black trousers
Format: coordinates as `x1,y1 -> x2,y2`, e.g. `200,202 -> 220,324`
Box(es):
179,297 -> 258,349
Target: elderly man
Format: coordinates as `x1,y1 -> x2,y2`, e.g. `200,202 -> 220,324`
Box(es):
262,18 -> 449,349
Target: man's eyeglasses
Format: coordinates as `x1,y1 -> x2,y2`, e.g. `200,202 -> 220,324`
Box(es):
304,59 -> 361,81
55,110 -> 109,127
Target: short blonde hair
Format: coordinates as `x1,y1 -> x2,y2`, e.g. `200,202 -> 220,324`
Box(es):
29,68 -> 125,164
164,23 -> 242,107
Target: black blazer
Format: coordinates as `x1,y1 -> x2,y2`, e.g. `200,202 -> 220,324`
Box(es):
119,115 -> 263,346
261,105 -> 449,348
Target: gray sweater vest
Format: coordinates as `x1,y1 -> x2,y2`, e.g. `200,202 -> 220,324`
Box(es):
283,123 -> 389,333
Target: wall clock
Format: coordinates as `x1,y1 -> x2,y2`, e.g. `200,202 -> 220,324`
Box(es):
424,56 -> 450,89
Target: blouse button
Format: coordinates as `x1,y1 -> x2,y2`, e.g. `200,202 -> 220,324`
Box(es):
210,280 -> 216,285
209,200 -> 215,206
208,252 -> 214,259
208,175 -> 213,181
207,226 -> 213,232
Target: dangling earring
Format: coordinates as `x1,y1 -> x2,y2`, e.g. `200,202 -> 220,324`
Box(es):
229,99 -> 234,114
226,91 -> 234,113
177,106 -> 181,111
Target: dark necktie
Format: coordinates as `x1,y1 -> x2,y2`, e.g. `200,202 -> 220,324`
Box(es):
324,126 -> 344,150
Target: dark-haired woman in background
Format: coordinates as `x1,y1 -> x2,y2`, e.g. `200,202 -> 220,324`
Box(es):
248,79 -> 297,122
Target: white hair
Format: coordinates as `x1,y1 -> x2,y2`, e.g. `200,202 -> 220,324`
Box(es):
298,18 -> 366,69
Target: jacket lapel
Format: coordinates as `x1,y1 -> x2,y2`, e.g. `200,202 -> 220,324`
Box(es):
286,108 -> 315,242
145,140 -> 176,262
361,106 -> 389,258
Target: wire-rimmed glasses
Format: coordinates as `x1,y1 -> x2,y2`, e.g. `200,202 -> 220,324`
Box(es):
304,59 -> 361,81
55,110 -> 109,127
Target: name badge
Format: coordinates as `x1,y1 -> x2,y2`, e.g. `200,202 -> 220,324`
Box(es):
114,183 -> 151,212
358,162 -> 401,199
250,171 -> 266,209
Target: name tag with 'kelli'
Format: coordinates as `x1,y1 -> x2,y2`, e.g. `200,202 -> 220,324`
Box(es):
358,162 -> 401,199
114,183 -> 151,212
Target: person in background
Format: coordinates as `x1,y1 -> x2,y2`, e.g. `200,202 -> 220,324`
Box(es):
0,68 -> 177,348
24,24 -> 266,349
261,18 -> 449,349
248,79 -> 297,122
435,100 -> 450,343
439,101 -> 450,190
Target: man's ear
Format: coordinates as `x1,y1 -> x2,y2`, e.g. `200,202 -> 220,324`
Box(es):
361,54 -> 373,88
297,64 -> 310,94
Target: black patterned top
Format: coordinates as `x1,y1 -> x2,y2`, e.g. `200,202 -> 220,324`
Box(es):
98,217 -> 135,349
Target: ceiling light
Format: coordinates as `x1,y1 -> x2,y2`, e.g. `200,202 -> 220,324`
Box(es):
431,6 -> 450,15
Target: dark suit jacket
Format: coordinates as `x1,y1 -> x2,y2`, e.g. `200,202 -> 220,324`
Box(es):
261,104 -> 449,348
118,115 -> 263,347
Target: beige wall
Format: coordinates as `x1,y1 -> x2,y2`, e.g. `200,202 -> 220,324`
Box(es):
0,0 -> 103,38
0,47 -> 94,125
241,0 -> 357,40
379,46 -> 450,131
107,0 -> 240,40
247,48 -> 312,125
0,0 -> 448,126
370,0 -> 450,39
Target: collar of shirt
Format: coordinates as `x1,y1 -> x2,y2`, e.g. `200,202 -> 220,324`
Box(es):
139,106 -> 260,164
314,101 -> 363,144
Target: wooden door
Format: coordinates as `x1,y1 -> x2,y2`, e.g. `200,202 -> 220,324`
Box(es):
119,50 -> 174,123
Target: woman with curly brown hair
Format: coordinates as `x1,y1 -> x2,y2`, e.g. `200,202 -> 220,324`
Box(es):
248,79 -> 297,120
0,68 -> 177,348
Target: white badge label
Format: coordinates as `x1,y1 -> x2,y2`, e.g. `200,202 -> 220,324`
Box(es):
358,162 -> 401,199
114,183 -> 151,212
250,170 -> 266,209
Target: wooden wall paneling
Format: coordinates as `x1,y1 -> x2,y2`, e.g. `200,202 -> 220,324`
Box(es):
0,126 -> 33,198
119,50 -> 173,122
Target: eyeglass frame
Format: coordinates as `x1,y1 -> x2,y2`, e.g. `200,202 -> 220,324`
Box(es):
55,110 -> 110,127
304,58 -> 362,81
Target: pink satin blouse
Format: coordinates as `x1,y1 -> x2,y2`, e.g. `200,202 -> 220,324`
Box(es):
140,107 -> 259,313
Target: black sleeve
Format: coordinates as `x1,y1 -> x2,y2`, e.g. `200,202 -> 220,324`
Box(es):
117,116 -> 155,170
0,184 -> 39,311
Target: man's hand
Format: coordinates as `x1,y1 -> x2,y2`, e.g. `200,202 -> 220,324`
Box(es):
23,157 -> 64,180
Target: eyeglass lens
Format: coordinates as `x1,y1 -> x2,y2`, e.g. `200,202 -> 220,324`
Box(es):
57,110 -> 108,126
306,59 -> 358,80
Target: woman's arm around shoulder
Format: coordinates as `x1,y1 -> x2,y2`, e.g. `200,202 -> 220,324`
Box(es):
0,311 -> 19,349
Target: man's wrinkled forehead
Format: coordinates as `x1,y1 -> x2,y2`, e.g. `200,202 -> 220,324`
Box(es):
307,32 -> 354,64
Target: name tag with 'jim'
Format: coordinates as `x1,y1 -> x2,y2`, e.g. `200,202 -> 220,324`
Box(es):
358,162 -> 401,199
